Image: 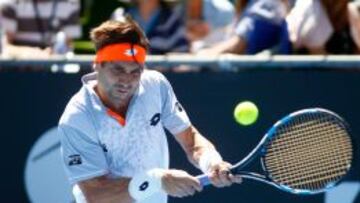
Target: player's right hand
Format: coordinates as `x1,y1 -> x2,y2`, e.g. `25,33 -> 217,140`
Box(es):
161,169 -> 203,198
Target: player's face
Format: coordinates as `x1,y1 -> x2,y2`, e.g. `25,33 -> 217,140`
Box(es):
96,61 -> 144,102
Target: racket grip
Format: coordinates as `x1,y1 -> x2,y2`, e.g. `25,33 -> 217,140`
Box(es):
197,168 -> 237,186
197,174 -> 211,186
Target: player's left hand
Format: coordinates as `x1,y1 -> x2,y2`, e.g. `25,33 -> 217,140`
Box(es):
207,161 -> 242,187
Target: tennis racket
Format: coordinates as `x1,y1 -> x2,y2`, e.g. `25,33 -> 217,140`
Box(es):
197,108 -> 354,195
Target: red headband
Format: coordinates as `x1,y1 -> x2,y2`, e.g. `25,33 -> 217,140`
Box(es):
94,43 -> 146,64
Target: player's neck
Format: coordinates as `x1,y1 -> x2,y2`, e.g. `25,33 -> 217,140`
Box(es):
110,101 -> 130,117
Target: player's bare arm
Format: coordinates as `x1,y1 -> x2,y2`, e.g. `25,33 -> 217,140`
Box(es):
175,126 -> 242,187
78,170 -> 201,201
159,169 -> 202,197
78,175 -> 133,203
174,126 -> 215,166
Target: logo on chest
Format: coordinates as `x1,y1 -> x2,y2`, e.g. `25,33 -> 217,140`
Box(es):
150,113 -> 161,126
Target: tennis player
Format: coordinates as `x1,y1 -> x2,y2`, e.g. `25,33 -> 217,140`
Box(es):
58,17 -> 241,203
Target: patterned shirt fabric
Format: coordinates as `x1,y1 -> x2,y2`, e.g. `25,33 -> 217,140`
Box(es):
59,70 -> 191,203
0,0 -> 81,48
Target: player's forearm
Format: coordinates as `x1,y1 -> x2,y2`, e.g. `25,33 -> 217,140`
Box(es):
78,176 -> 134,203
175,126 -> 222,170
191,135 -> 217,168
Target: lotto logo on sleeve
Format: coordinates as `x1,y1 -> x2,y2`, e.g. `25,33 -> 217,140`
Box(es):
68,154 -> 82,166
150,113 -> 161,126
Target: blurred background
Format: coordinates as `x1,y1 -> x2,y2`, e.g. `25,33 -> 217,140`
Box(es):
0,0 -> 359,202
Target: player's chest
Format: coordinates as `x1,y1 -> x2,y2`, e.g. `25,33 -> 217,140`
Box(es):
96,97 -> 165,150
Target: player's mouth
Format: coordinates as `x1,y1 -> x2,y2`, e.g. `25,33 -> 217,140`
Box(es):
114,84 -> 132,94
115,87 -> 129,94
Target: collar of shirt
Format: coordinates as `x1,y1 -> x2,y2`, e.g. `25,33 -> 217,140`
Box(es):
81,72 -> 144,124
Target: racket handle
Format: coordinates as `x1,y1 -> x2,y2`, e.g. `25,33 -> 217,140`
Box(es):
197,167 -> 238,186
197,174 -> 211,186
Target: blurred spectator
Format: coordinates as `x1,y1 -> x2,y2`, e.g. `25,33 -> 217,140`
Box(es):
112,0 -> 189,54
287,0 -> 360,54
186,0 -> 235,52
0,9 -> 3,54
196,0 -> 291,55
0,0 -> 81,58
349,0 -> 360,53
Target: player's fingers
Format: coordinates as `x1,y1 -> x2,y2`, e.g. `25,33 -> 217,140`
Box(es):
178,183 -> 196,197
185,176 -> 203,192
228,173 -> 243,184
165,181 -> 190,198
167,185 -> 182,197
191,179 -> 203,192
209,170 -> 228,187
213,163 -> 232,186
218,169 -> 232,187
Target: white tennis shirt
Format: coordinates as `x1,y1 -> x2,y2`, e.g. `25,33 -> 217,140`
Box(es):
58,70 -> 191,203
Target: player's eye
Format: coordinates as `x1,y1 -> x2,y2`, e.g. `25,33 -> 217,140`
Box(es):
131,68 -> 142,75
110,66 -> 126,74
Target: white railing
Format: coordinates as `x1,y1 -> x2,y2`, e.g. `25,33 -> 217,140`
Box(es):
1,54 -> 360,71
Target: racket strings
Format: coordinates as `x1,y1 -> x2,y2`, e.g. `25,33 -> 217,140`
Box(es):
266,132 -> 349,160
266,144 -> 351,176
267,146 -> 349,187
267,116 -> 350,161
267,127 -> 351,188
266,143 -> 350,189
266,120 -> 351,165
266,127 -> 351,167
271,117 -> 340,146
263,113 -> 352,191
268,125 -> 351,188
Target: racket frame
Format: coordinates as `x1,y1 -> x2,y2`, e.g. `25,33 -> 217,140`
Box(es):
199,108 -> 354,195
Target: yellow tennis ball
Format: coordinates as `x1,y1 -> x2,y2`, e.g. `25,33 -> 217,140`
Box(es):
233,101 -> 259,126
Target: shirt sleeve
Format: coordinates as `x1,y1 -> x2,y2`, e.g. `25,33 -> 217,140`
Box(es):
59,124 -> 108,185
159,74 -> 191,135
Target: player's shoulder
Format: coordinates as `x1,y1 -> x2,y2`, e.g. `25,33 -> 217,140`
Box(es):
141,69 -> 170,88
58,87 -> 99,141
59,87 -> 91,127
142,69 -> 167,82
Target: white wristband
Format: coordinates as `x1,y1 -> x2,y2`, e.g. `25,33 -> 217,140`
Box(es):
128,168 -> 164,201
198,150 -> 223,173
